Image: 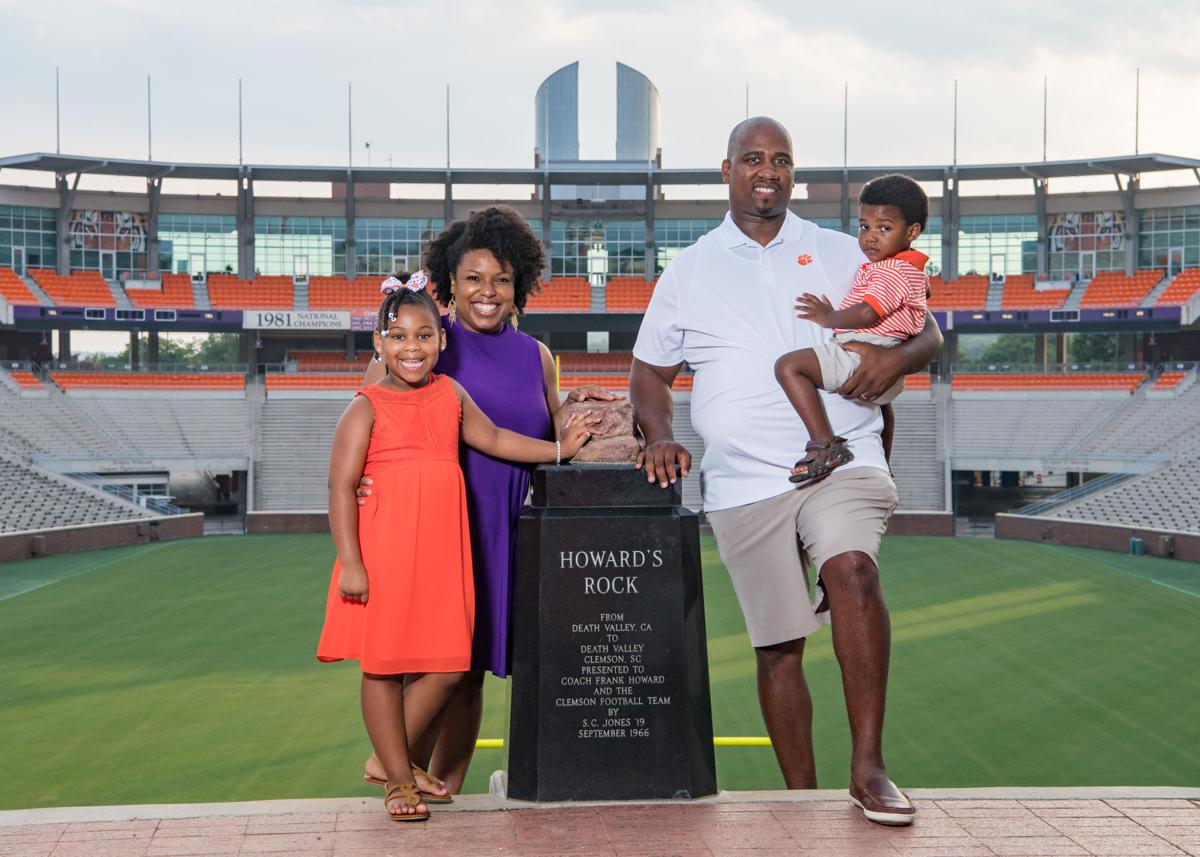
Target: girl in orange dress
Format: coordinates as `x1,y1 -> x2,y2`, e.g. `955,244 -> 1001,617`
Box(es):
317,276 -> 594,821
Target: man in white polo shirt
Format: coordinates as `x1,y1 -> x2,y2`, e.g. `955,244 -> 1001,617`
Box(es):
631,117 -> 942,825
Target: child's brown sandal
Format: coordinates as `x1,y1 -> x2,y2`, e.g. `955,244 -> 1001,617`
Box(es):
790,436 -> 854,486
384,781 -> 430,822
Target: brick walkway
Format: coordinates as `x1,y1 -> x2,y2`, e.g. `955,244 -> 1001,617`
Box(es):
2,789 -> 1198,857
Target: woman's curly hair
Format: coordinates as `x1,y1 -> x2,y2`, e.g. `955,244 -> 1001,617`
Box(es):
425,206 -> 545,313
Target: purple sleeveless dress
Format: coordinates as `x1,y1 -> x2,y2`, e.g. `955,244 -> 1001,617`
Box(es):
438,318 -> 550,677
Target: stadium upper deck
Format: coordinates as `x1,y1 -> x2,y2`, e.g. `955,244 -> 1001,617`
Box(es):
2,150 -> 1200,338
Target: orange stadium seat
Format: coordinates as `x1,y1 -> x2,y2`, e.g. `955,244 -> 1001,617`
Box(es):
30,269 -> 118,307
903,373 -> 932,390
559,371 -> 692,391
1151,371 -> 1188,390
310,276 -> 385,310
309,274 -> 439,310
1077,270 -> 1163,308
952,372 -> 1144,393
605,277 -> 656,312
0,267 -> 40,305
7,370 -> 43,390
207,274 -> 293,310
126,273 -> 196,309
1000,274 -> 1070,310
926,275 -> 988,311
50,372 -> 244,392
557,352 -> 634,373
1156,269 -> 1200,306
289,351 -> 373,372
525,278 -> 590,312
266,373 -> 361,391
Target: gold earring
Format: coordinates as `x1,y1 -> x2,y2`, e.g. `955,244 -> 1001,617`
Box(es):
447,296 -> 457,325
509,308 -> 519,329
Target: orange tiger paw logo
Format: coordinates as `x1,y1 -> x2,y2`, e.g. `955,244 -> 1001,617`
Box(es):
796,254 -> 813,266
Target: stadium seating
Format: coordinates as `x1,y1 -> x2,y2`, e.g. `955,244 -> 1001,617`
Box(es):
559,372 -> 693,391
0,455 -> 157,534
4,370 -> 43,390
0,267 -> 40,305
951,372 -> 1144,393
890,397 -> 946,510
126,273 -> 195,309
309,274 -> 439,311
1078,270 -> 1163,308
605,277 -> 656,312
1152,371 -> 1188,390
927,275 -> 989,311
1047,459 -> 1200,534
50,372 -> 245,392
903,373 -> 932,390
525,278 -> 589,312
1156,269 -> 1200,306
255,399 -> 345,510
266,373 -> 360,392
206,274 -> 293,310
288,351 -> 372,371
1074,381 -> 1200,460
30,269 -> 117,307
309,276 -> 386,310
1000,274 -> 1070,310
558,352 -> 633,373
949,398 -> 1127,458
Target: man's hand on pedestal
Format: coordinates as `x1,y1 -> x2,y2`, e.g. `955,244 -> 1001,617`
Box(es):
636,440 -> 691,488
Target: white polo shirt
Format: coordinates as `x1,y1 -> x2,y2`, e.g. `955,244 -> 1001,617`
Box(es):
633,211 -> 887,512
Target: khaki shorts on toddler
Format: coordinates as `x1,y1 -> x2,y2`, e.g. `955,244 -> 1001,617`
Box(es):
813,331 -> 905,404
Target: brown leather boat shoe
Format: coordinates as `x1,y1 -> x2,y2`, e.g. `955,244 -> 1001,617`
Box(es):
848,776 -> 916,826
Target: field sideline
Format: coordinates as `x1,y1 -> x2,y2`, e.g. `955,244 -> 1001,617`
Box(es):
1,534 -> 1198,809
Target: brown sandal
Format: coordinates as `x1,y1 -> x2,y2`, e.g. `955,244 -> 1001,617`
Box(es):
364,759 -> 453,804
384,781 -> 430,822
790,436 -> 854,486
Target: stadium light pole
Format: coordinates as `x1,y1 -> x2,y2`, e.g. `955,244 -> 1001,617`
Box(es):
445,84 -> 451,169
238,78 -> 243,166
348,82 -> 353,168
842,82 -> 848,169
147,74 -> 152,161
1134,67 -> 1140,155
952,79 -> 958,167
1042,75 -> 1048,162
55,66 -> 61,154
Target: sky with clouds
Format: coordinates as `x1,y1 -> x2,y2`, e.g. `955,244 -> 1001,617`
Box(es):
2,0 -> 1197,184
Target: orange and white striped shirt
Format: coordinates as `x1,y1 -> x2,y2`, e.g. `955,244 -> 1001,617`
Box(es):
838,248 -> 929,340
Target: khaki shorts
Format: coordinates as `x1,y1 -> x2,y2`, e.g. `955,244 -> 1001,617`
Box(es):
706,467 -> 898,647
813,332 -> 905,404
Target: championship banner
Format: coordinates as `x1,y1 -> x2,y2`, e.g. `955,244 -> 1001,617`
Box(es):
350,312 -> 378,332
242,310 -> 351,330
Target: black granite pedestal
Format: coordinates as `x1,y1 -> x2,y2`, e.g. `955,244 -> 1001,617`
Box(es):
507,464 -> 717,802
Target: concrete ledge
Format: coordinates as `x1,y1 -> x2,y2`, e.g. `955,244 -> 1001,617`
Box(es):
4,786 -> 1199,826
886,510 -> 955,537
245,510 -> 329,534
0,514 -> 204,564
996,512 -> 1200,561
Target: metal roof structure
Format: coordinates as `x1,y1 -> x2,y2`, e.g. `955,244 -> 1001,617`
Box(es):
3,152 -> 1199,187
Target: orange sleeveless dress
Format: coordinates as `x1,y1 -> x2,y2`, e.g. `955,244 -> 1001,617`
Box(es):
317,375 -> 475,674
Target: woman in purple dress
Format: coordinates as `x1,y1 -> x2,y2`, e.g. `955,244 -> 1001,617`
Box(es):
360,206 -> 615,794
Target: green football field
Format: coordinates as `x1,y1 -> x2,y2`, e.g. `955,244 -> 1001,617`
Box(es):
1,533 -> 1198,809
